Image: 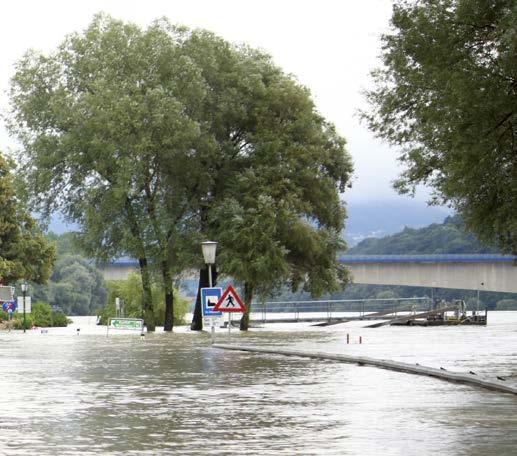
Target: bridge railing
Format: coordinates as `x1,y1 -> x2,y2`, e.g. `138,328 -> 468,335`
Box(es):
253,297 -> 432,323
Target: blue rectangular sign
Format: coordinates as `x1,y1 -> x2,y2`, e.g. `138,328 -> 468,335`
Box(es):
201,287 -> 223,317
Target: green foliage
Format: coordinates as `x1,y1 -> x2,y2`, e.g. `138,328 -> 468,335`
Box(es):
31,255 -> 108,315
363,0 -> 517,254
0,154 -> 56,284
349,215 -> 497,254
212,196 -> 290,297
202,34 -> 352,310
31,301 -> 52,327
12,313 -> 34,330
52,255 -> 107,314
46,232 -> 83,256
10,301 -> 69,328
50,311 -> 69,327
99,273 -> 189,326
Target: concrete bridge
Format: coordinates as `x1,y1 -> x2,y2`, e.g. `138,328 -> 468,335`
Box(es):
99,254 -> 517,294
340,254 -> 517,293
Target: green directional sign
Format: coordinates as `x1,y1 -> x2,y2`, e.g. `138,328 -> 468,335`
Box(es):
109,318 -> 143,330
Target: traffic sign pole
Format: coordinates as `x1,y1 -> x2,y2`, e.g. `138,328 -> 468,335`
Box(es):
209,264 -> 215,342
212,285 -> 247,337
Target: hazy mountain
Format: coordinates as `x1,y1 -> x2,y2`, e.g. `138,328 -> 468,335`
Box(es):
344,199 -> 452,246
348,214 -> 497,254
45,199 -> 451,246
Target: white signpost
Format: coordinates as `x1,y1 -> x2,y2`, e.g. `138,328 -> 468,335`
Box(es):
0,286 -> 14,302
16,296 -> 31,314
106,318 -> 144,337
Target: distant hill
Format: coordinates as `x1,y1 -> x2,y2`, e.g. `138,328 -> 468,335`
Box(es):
349,215 -> 497,254
344,199 -> 451,246
47,199 -> 450,245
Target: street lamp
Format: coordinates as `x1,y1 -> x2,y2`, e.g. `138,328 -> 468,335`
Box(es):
477,281 -> 484,312
21,282 -> 28,333
201,241 -> 218,287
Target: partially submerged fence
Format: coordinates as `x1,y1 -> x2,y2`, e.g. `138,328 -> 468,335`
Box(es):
252,297 -> 431,323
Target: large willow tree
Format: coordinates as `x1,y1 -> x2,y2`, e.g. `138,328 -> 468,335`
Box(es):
363,0 -> 517,254
8,14 -> 353,331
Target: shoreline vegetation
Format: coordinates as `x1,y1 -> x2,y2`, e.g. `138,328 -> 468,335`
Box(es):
0,302 -> 70,330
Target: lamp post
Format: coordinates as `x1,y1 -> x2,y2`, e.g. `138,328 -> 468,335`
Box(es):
477,281 -> 484,312
201,241 -> 218,288
21,282 -> 28,333
201,241 -> 217,341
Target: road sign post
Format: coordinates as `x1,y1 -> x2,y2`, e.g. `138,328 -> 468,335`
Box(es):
201,287 -> 222,343
107,318 -> 144,337
2,301 -> 17,313
214,285 -> 247,336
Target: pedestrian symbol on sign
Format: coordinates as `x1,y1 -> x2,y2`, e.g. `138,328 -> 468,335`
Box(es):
214,285 -> 246,312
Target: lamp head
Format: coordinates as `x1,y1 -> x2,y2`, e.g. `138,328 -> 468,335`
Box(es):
201,241 -> 218,265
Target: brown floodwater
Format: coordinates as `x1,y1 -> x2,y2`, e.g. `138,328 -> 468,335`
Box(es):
0,313 -> 516,455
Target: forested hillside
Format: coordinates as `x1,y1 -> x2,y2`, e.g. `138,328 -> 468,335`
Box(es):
349,215 -> 497,254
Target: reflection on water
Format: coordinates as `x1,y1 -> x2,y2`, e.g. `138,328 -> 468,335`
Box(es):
0,313 -> 516,455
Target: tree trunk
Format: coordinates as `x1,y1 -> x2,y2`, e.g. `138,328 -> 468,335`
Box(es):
125,197 -> 155,332
142,178 -> 176,332
190,265 -> 217,331
138,256 -> 156,331
163,261 -> 174,332
240,282 -> 254,331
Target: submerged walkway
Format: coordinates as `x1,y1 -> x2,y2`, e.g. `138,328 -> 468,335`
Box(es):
213,344 -> 517,396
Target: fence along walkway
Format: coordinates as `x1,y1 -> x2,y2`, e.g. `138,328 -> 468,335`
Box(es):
251,297 -> 431,324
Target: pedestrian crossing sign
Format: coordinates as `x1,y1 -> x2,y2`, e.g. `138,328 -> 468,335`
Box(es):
214,285 -> 246,312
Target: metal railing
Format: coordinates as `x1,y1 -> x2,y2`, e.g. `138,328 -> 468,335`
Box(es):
253,297 -> 432,323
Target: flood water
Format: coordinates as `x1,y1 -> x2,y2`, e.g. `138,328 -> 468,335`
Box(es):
1,312 -> 516,455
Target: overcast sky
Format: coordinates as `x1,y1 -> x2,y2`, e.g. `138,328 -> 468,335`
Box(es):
0,0 -> 434,204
